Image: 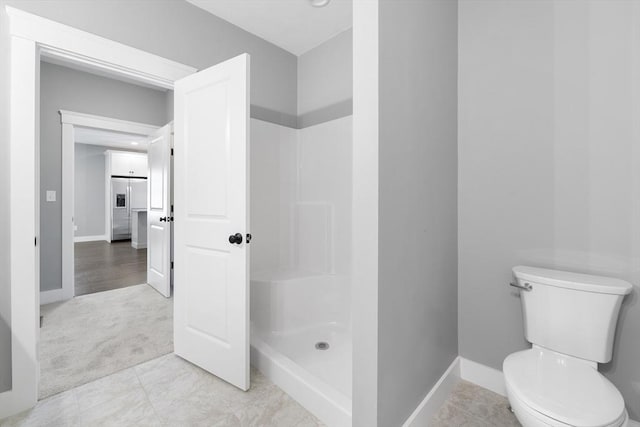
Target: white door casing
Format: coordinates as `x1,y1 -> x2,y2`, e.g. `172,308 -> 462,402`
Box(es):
147,124 -> 173,298
173,53 -> 251,391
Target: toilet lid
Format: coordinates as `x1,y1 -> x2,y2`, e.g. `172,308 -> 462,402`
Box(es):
504,348 -> 625,427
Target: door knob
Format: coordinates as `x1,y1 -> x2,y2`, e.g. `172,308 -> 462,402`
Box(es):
160,217 -> 167,222
228,233 -> 243,244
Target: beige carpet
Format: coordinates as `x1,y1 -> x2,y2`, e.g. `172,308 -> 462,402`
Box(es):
39,284 -> 173,399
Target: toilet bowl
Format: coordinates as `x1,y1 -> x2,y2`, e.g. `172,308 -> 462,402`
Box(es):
504,266 -> 632,427
504,347 -> 627,427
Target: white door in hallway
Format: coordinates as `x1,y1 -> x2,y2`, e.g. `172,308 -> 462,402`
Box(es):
147,123 -> 173,298
173,54 -> 251,391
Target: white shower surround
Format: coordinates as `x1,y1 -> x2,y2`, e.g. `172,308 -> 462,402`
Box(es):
249,117 -> 353,426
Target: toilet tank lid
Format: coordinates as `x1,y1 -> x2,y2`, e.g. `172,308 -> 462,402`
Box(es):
513,266 -> 632,295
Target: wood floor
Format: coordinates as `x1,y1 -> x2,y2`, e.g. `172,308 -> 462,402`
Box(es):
74,240 -> 147,296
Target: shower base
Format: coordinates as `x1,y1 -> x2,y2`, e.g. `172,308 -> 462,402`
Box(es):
251,323 -> 352,427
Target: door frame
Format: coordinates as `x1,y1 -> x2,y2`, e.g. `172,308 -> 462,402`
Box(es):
2,6 -> 196,418
57,110 -> 160,305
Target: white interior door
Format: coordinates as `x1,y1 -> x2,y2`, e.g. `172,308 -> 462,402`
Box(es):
147,124 -> 172,297
173,53 -> 250,391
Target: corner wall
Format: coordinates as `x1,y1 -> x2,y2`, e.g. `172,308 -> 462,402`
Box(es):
458,0 -> 640,419
377,1 -> 459,426
297,29 -> 352,128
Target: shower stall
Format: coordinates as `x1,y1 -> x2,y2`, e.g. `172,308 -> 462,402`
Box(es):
249,116 -> 353,426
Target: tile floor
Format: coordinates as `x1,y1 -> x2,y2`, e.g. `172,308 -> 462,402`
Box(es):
1,354 -> 323,427
3,356 -> 520,427
431,380 -> 522,426
39,284 -> 172,399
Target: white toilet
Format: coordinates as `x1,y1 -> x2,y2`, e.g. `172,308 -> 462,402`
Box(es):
504,266 -> 632,427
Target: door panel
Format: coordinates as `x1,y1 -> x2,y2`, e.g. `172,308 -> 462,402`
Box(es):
174,53 -> 250,391
147,124 -> 172,297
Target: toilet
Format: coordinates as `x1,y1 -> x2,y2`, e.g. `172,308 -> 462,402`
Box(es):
504,266 -> 632,427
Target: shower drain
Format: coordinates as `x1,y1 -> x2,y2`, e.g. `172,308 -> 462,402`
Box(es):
315,341 -> 330,351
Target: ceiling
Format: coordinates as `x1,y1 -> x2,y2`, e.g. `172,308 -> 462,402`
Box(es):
74,127 -> 149,152
185,0 -> 352,56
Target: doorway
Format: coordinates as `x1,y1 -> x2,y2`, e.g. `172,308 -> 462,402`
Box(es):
36,62 -> 176,398
7,5 -> 278,421
30,40 -> 251,400
73,129 -> 149,296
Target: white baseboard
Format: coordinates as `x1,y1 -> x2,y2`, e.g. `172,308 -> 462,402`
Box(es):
40,288 -> 65,305
459,357 -> 506,396
402,357 -> 461,427
131,242 -> 146,249
0,388 -> 35,420
74,234 -> 107,243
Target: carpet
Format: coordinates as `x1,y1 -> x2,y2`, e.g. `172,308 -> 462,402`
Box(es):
39,284 -> 173,399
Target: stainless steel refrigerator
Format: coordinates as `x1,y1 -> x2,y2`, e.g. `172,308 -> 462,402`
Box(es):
111,177 -> 147,241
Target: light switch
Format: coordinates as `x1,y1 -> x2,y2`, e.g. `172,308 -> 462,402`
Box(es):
46,190 -> 56,202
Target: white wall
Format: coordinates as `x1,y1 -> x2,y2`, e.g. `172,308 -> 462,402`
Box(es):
459,0 -> 640,419
0,0 -> 12,395
377,1 -> 459,426
297,29 -> 352,128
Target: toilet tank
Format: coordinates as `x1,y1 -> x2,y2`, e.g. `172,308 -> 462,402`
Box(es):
513,266 -> 632,363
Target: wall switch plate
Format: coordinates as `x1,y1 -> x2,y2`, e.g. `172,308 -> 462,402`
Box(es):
46,190 -> 56,202
74,225 -> 78,231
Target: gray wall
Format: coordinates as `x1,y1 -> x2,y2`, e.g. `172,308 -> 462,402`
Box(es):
297,29 -> 352,128
6,0 -> 298,127
74,144 -> 107,238
40,62 -> 167,291
377,1 -> 458,426
459,0 -> 640,419
0,1 -> 12,394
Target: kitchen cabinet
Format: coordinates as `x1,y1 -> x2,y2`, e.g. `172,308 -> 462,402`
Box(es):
107,151 -> 148,177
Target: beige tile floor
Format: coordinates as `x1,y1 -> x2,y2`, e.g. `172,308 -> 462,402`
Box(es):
1,354 -> 324,427
431,380 -> 522,427
39,284 -> 173,399
2,357 -> 522,427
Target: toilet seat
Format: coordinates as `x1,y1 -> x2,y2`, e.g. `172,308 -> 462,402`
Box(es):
506,385 -> 627,427
503,348 -> 626,427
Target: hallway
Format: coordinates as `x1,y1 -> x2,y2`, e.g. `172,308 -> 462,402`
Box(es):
74,240 -> 147,296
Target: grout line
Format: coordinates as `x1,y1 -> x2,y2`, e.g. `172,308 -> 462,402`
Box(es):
132,363 -> 166,425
